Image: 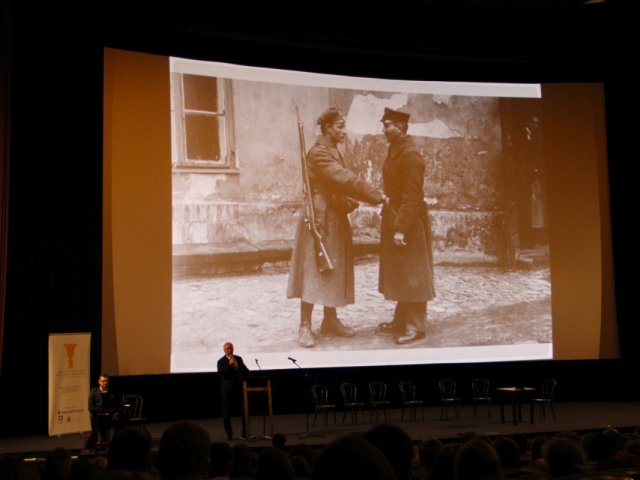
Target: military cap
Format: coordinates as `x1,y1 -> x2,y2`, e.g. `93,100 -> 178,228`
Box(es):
380,107 -> 411,124
316,108 -> 344,126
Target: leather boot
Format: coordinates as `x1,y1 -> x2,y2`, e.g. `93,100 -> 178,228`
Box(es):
376,302 -> 406,335
299,323 -> 315,347
320,316 -> 355,337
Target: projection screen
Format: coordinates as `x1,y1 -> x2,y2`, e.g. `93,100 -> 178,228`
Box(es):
102,47 -> 617,376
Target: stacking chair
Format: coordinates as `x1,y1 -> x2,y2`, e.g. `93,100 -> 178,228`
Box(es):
399,381 -> 424,422
438,378 -> 461,420
339,382 -> 365,424
531,378 -> 557,420
368,381 -> 391,422
471,378 -> 492,418
123,394 -> 147,429
310,384 -> 336,426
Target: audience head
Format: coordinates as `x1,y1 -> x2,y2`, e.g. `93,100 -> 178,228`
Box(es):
429,445 -> 457,480
453,438 -> 501,480
544,437 -> 585,478
312,433 -> 398,480
290,454 -> 313,479
586,431 -> 622,461
157,421 -> 211,480
364,423 -> 413,480
420,438 -> 444,470
0,455 -> 40,480
230,443 -> 258,478
509,433 -> 529,458
43,447 -> 72,480
459,431 -> 479,444
272,432 -> 287,450
102,472 -> 152,480
492,435 -> 524,468
69,458 -> 104,480
107,427 -> 153,472
530,435 -> 550,461
625,438 -> 640,456
208,441 -> 232,478
290,443 -> 316,470
255,447 -> 295,480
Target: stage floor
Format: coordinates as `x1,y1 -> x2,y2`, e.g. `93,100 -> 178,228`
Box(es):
2,401 -> 639,457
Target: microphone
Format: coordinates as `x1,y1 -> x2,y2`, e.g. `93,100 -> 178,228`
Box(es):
255,358 -> 261,370
288,357 -> 297,363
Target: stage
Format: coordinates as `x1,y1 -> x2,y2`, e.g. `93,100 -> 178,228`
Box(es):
1,401 -> 640,458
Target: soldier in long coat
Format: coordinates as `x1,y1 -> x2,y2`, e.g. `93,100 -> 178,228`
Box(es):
287,108 -> 385,348
377,108 -> 436,345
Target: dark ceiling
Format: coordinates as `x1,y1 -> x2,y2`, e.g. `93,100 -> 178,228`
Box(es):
87,0 -> 634,82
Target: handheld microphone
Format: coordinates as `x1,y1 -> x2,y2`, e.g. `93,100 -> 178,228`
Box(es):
288,356 -> 297,363
255,358 -> 261,370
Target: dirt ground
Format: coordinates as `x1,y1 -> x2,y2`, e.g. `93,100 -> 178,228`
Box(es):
172,259 -> 551,355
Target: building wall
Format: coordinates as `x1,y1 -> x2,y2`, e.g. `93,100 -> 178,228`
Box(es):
173,81 -> 515,266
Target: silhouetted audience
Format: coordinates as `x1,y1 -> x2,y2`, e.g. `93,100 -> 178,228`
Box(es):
453,438 -> 502,480
255,447 -> 295,480
42,447 -> 72,480
529,435 -> 550,471
0,455 -> 40,480
229,443 -> 258,479
69,458 -> 105,480
289,444 -> 316,472
14,422 -> 640,480
312,433 -> 398,480
493,435 -> 530,477
419,438 -> 444,472
107,427 -> 153,473
290,454 -> 312,479
364,424 -> 414,480
156,421 -> 211,480
587,429 -> 640,470
429,445 -> 458,480
209,441 -> 233,479
544,437 -> 586,478
272,432 -> 287,450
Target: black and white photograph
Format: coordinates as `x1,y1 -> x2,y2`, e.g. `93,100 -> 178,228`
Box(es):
170,58 -> 552,372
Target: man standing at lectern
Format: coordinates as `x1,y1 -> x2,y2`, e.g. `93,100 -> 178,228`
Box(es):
217,342 -> 250,440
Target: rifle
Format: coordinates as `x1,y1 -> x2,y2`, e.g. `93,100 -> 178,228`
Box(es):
295,106 -> 334,272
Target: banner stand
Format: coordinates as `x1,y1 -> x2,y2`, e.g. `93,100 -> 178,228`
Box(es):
48,333 -> 92,437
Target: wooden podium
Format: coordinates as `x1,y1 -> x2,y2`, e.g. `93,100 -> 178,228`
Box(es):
243,378 -> 273,438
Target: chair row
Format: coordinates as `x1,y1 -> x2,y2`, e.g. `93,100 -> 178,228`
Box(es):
309,380 -> 443,425
309,378 -> 557,425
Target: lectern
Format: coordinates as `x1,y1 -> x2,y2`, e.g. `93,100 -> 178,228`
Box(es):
243,378 -> 273,438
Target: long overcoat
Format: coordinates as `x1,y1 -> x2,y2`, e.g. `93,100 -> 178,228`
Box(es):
287,135 -> 382,307
378,135 -> 436,302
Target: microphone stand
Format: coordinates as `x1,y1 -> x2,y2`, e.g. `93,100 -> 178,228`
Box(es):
248,359 -> 271,442
289,358 -> 324,439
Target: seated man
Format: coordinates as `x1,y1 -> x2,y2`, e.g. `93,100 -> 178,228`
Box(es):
88,373 -> 124,448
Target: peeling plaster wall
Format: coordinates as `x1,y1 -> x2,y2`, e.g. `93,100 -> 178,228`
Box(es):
173,84 -> 509,264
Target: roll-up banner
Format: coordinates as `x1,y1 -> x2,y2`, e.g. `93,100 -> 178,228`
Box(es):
48,333 -> 92,436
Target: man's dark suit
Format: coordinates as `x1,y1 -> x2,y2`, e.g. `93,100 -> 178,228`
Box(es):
217,354 -> 250,439
88,388 -> 124,445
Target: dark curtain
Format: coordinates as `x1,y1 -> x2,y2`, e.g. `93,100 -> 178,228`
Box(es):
0,0 -> 12,374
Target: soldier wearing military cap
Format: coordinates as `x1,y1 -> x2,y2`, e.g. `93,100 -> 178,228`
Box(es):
377,107 -> 436,345
287,108 -> 386,348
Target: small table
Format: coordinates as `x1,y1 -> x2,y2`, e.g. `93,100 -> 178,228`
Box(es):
496,387 -> 535,425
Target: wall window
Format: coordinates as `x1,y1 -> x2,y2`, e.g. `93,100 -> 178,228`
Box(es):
172,73 -> 236,170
